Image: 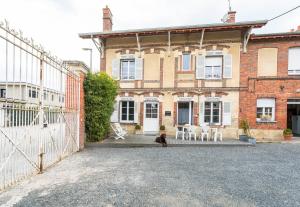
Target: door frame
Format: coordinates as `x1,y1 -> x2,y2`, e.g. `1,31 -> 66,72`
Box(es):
177,101 -> 193,125
143,101 -> 159,134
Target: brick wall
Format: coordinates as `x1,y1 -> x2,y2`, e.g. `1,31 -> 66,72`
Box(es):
79,72 -> 86,150
240,39 -> 300,131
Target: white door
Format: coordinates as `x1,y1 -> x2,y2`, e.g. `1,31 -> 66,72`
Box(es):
143,102 -> 159,134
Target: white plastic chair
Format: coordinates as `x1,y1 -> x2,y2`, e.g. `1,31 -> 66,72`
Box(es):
111,123 -> 127,140
188,125 -> 197,141
201,124 -> 210,142
175,126 -> 184,140
212,128 -> 223,142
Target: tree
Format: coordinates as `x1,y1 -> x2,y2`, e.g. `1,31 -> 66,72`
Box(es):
84,72 -> 118,142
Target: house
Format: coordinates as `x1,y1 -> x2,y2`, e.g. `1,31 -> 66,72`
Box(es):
79,6 -> 267,138
240,28 -> 300,140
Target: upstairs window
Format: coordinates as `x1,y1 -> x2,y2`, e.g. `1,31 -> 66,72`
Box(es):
121,59 -> 135,80
256,98 -> 275,122
29,89 -> 38,99
182,53 -> 191,71
205,56 -> 223,79
288,47 -> 300,75
0,89 -> 6,98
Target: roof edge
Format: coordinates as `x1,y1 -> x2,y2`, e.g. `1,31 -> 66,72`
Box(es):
251,32 -> 300,40
79,20 -> 268,39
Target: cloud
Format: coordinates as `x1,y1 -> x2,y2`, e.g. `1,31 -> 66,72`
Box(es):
1,0 -> 299,72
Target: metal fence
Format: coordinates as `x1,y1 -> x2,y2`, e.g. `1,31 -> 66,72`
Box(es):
0,20 -> 80,191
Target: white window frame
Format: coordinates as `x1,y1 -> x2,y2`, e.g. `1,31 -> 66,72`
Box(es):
256,98 -> 276,122
182,53 -> 192,71
288,47 -> 300,75
120,101 -> 135,123
120,59 -> 135,80
204,55 -> 223,80
204,101 -> 221,125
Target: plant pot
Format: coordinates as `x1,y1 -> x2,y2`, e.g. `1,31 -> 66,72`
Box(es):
239,135 -> 249,142
160,130 -> 166,135
284,134 -> 293,141
248,137 -> 256,145
135,130 -> 143,135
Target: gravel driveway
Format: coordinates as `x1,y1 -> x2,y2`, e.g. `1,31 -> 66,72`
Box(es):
1,144 -> 300,207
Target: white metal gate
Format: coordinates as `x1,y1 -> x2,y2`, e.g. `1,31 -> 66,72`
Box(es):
0,20 -> 80,191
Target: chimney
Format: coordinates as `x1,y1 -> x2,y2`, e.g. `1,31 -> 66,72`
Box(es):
103,6 -> 113,32
297,25 -> 300,32
290,29 -> 295,32
226,11 -> 236,23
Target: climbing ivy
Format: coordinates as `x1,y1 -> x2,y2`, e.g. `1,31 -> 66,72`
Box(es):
84,72 -> 118,142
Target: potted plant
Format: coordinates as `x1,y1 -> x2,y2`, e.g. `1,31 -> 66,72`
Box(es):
135,124 -> 142,135
239,119 -> 256,144
283,128 -> 293,141
160,125 -> 166,134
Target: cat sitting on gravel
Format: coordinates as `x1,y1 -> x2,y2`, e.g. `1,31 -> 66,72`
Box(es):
155,133 -> 167,147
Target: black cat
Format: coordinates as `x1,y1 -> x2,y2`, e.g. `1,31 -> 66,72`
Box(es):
155,133 -> 167,147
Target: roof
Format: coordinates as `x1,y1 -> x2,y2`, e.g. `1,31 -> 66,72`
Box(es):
63,60 -> 90,73
79,20 -> 268,39
251,32 -> 300,40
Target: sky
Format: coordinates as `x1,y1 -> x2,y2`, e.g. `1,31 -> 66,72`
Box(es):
0,0 -> 299,72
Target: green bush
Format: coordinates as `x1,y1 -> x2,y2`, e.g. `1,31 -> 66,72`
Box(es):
84,72 -> 118,142
160,125 -> 166,131
283,128 -> 292,136
135,124 -> 141,130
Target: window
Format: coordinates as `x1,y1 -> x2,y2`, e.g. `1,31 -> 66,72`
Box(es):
145,103 -> 158,118
59,95 -> 65,103
44,92 -> 48,101
0,89 -> 6,98
120,101 -> 134,122
288,47 -> 300,75
51,94 -> 55,101
204,102 -> 221,125
29,89 -> 38,99
205,56 -> 223,79
256,98 -> 275,122
178,102 -> 193,125
182,53 -> 191,71
121,59 -> 135,80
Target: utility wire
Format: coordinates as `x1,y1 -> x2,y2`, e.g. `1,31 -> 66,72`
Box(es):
269,5 -> 300,22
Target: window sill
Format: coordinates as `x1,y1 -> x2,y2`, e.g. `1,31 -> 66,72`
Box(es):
120,80 -> 136,82
256,121 -> 277,124
203,79 -> 222,81
177,70 -> 194,74
120,121 -> 135,125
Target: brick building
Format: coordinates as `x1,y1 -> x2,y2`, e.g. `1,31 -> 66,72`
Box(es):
80,6 -> 300,140
240,31 -> 300,140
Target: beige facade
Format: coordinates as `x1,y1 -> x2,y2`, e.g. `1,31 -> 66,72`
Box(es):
105,30 -> 246,139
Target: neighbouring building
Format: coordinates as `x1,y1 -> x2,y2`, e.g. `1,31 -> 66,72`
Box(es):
80,6 -> 268,138
80,6 -> 300,140
240,29 -> 300,140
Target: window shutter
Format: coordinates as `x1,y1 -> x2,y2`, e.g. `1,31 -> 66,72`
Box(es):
110,101 -> 119,123
223,54 -> 232,78
196,55 -> 205,79
134,102 -> 138,123
199,102 -> 205,126
112,59 -> 120,80
223,102 -> 232,126
135,58 -> 143,80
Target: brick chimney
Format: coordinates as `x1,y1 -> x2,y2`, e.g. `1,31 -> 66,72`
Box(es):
297,25 -> 300,32
226,11 -> 236,23
103,6 -> 113,32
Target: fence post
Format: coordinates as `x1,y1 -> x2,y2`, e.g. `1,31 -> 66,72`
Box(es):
39,52 -> 45,172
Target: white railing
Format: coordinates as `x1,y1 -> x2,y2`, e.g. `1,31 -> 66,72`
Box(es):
0,19 -> 80,191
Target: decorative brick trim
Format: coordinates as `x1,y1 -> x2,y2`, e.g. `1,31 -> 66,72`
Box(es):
193,102 -> 199,126
159,102 -> 163,126
142,47 -> 167,54
176,71 -> 195,74
143,80 -> 160,83
173,102 -> 177,126
160,58 -> 164,88
174,57 -> 178,88
115,49 -> 138,54
140,102 -> 144,126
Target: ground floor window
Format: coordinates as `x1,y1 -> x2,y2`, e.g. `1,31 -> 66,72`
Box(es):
120,101 -> 134,122
256,98 -> 275,122
204,101 -> 221,125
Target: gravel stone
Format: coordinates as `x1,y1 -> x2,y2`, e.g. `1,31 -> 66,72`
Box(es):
0,144 -> 300,207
